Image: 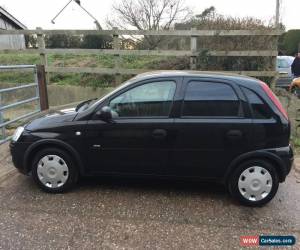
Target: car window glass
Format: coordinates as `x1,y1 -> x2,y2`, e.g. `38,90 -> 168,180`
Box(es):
182,81 -> 240,117
277,59 -> 289,68
277,59 -> 282,68
242,87 -> 272,119
281,59 -> 289,68
109,81 -> 176,117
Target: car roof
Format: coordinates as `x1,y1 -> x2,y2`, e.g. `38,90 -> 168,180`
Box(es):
277,56 -> 295,62
277,56 -> 294,59
132,70 -> 257,83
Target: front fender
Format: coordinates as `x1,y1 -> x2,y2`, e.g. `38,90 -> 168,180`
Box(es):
24,139 -> 85,175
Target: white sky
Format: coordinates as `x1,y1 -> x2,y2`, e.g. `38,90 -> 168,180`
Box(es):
0,0 -> 299,30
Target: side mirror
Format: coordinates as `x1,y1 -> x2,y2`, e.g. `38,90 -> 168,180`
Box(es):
96,106 -> 113,122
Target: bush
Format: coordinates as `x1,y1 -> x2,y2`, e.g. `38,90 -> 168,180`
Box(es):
279,30 -> 300,55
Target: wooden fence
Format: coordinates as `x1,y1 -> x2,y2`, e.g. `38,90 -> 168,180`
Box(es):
0,28 -> 284,88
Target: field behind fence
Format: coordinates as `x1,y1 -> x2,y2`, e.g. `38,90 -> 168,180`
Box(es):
2,28 -> 300,148
0,28 -> 283,89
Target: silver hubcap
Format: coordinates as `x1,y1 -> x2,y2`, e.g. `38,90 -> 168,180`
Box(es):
238,166 -> 273,202
37,155 -> 69,188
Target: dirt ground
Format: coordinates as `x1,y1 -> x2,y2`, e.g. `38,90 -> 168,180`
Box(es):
0,142 -> 300,250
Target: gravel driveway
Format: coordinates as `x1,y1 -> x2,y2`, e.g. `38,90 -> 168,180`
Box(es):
0,142 -> 299,249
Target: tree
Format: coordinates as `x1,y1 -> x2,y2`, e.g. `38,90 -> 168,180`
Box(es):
45,34 -> 72,48
81,35 -> 112,49
108,0 -> 190,49
175,6 -> 269,30
279,30 -> 300,55
150,6 -> 275,82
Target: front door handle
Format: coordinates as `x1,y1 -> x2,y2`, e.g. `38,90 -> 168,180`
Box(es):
226,130 -> 243,139
152,129 -> 167,139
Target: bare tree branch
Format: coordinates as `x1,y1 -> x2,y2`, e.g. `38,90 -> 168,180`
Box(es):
108,0 -> 191,49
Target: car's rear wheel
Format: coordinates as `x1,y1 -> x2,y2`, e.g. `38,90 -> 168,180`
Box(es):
32,148 -> 78,193
228,159 -> 279,206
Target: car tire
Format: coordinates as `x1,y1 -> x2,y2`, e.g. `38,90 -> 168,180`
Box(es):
228,159 -> 279,207
31,147 -> 79,193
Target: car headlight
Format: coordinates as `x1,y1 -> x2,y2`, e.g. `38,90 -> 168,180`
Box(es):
12,126 -> 24,142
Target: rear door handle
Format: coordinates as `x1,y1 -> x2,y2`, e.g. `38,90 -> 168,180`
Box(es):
152,129 -> 167,139
226,130 -> 243,139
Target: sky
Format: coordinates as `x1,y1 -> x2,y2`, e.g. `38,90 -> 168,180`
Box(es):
0,0 -> 299,30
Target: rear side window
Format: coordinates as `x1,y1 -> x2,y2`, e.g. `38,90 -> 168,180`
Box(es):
241,87 -> 272,119
182,81 -> 240,117
277,58 -> 290,68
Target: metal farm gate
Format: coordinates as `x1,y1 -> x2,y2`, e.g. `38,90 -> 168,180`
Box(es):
0,65 -> 48,144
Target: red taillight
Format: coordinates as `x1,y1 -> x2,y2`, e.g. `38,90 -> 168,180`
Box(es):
259,81 -> 288,120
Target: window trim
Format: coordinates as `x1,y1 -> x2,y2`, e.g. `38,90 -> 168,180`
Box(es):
180,80 -> 244,119
106,79 -> 178,120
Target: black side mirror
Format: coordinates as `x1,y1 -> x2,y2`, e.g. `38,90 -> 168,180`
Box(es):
96,106 -> 113,122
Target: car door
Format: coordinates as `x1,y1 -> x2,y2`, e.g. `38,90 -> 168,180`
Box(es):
85,78 -> 180,175
168,77 -> 253,180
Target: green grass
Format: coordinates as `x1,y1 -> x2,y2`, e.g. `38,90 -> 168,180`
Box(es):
0,53 -> 169,87
292,137 -> 300,154
0,72 -> 35,84
0,54 -> 40,65
0,53 -> 274,87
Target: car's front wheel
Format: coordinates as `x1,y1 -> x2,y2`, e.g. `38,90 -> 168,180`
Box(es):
228,159 -> 279,206
31,147 -> 78,193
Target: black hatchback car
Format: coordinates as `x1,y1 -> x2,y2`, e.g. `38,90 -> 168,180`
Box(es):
10,71 -> 293,206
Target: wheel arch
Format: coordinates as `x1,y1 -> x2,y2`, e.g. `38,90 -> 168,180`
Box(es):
24,139 -> 85,175
223,150 -> 286,184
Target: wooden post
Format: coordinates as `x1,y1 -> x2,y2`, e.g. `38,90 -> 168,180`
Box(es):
36,65 -> 49,111
113,27 -> 122,86
270,36 -> 279,90
0,93 -> 5,139
190,28 -> 197,70
36,27 -> 49,84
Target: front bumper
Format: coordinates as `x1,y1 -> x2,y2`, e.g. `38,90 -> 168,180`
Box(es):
10,141 -> 31,175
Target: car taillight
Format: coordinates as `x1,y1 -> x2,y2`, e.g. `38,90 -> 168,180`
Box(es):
259,81 -> 288,120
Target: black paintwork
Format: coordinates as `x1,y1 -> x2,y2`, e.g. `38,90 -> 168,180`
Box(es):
10,71 -> 294,183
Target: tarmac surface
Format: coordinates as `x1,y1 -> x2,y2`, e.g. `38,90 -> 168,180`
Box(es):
0,142 -> 300,250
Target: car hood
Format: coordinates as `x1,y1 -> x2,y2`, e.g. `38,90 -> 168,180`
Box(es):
25,108 -> 77,131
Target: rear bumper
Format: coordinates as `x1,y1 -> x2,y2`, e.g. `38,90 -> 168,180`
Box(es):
270,145 -> 294,181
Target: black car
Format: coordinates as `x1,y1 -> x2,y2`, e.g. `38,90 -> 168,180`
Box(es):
10,71 -> 293,206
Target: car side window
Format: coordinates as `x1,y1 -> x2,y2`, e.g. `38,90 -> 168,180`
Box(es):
278,59 -> 290,68
109,81 -> 176,118
182,81 -> 241,117
241,87 -> 272,119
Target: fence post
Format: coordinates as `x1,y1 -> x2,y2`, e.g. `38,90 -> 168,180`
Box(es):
0,93 -> 5,140
270,35 -> 279,90
36,27 -> 49,85
190,28 -> 197,70
37,65 -> 49,111
113,27 -> 122,86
